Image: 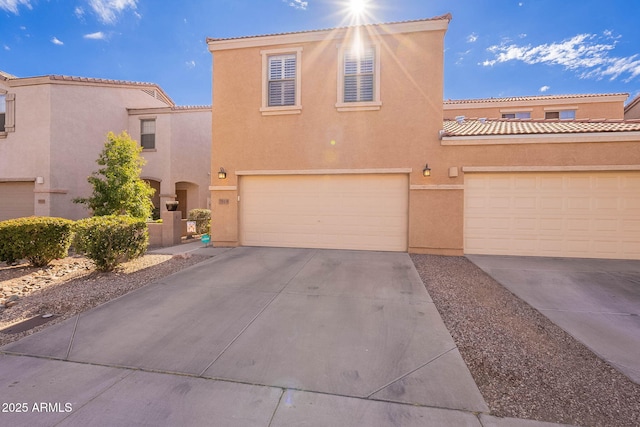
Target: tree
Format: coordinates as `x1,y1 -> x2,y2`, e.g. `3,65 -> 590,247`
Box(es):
74,131 -> 154,219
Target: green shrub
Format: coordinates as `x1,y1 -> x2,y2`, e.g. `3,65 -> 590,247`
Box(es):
74,215 -> 148,272
0,217 -> 74,267
187,209 -> 211,235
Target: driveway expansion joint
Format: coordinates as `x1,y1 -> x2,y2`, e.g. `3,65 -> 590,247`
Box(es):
197,249 -> 319,377
365,345 -> 458,398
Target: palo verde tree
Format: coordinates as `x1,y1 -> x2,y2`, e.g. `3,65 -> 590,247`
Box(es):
74,131 -> 155,219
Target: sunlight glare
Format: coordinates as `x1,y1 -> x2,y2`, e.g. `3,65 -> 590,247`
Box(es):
349,0 -> 368,17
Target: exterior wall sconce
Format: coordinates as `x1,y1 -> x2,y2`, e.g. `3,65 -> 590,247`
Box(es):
218,167 -> 227,179
422,164 -> 431,177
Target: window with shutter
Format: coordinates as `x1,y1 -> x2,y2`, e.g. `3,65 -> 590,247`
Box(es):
268,55 -> 296,107
260,47 -> 302,115
343,47 -> 375,103
336,42 -> 381,112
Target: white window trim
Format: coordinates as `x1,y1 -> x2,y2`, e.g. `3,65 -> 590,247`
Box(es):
336,41 -> 382,112
0,92 -> 15,138
260,47 -> 302,116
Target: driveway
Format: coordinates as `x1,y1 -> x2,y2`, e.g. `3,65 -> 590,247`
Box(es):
468,255 -> 640,384
1,247 -> 490,426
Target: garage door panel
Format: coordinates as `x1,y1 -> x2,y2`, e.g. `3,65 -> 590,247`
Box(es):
240,174 -> 408,252
0,182 -> 35,221
465,172 -> 640,260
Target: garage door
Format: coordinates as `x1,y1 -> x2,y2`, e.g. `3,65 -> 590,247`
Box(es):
240,174 -> 408,251
464,172 -> 640,259
0,182 -> 35,221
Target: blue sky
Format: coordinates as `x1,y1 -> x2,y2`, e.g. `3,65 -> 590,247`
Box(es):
1,0 -> 639,106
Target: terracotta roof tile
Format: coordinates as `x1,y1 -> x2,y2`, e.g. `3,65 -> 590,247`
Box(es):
207,14 -> 453,43
442,118 -> 640,137
444,93 -> 628,105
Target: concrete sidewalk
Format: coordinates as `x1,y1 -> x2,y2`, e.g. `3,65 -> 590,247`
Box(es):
1,247 -> 575,426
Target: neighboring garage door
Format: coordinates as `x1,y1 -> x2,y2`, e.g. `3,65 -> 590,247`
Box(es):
240,174 -> 408,252
464,172 -> 640,260
0,181 -> 35,221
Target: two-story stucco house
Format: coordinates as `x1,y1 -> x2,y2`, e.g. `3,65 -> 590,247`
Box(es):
0,72 -> 211,221
208,15 -> 452,253
207,15 -> 640,260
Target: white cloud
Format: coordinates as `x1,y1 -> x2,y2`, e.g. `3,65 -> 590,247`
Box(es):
0,0 -> 32,14
185,60 -> 196,69
84,31 -> 106,40
481,31 -> 640,82
467,33 -> 478,43
3,44 -> 10,51
88,0 -> 138,24
539,85 -> 550,92
51,36 -> 64,45
75,6 -> 85,19
283,0 -> 308,10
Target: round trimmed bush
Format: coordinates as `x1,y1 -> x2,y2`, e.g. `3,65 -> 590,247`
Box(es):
0,217 -> 74,267
74,215 -> 148,272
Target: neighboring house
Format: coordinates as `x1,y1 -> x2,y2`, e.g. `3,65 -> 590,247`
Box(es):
0,73 -> 211,221
444,93 -> 628,121
207,15 -> 640,260
625,94 -> 640,120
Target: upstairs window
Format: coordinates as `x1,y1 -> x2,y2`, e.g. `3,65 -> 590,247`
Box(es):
502,112 -> 531,119
545,110 -> 576,120
343,46 -> 375,103
140,119 -> 156,149
260,47 -> 302,115
336,42 -> 381,112
0,94 -> 5,132
268,54 -> 296,107
0,92 -> 14,135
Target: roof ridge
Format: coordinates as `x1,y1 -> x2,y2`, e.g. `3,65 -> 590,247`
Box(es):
207,14 -> 452,43
48,74 -> 158,87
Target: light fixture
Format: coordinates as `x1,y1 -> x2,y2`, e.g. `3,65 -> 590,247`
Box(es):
422,164 -> 431,177
217,167 -> 227,179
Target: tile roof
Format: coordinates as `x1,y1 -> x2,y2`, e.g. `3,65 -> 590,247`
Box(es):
442,118 -> 640,137
444,93 -> 628,105
207,14 -> 452,43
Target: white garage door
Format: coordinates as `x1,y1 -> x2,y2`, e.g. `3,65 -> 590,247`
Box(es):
464,172 -> 640,259
0,182 -> 35,221
240,174 -> 408,252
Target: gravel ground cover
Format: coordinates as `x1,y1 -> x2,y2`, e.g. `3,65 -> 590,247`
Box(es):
0,253 -> 206,347
411,254 -> 640,427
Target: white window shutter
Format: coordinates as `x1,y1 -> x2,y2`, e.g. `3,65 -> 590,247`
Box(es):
268,54 -> 296,107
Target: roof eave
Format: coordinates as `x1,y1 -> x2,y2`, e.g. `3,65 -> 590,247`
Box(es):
207,15 -> 451,52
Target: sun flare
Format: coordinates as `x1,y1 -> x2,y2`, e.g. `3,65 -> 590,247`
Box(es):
348,0 -> 368,16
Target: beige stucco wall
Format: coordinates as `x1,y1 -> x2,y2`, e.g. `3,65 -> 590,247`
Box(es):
128,107 -> 211,217
1,77 -> 209,221
210,22 -> 449,249
444,96 -> 627,120
0,81 -> 52,217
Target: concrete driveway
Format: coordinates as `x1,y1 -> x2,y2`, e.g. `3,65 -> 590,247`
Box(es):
468,255 -> 640,385
1,247 -> 492,426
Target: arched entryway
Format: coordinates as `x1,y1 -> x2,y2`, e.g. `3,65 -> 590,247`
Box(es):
175,181 -> 199,219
